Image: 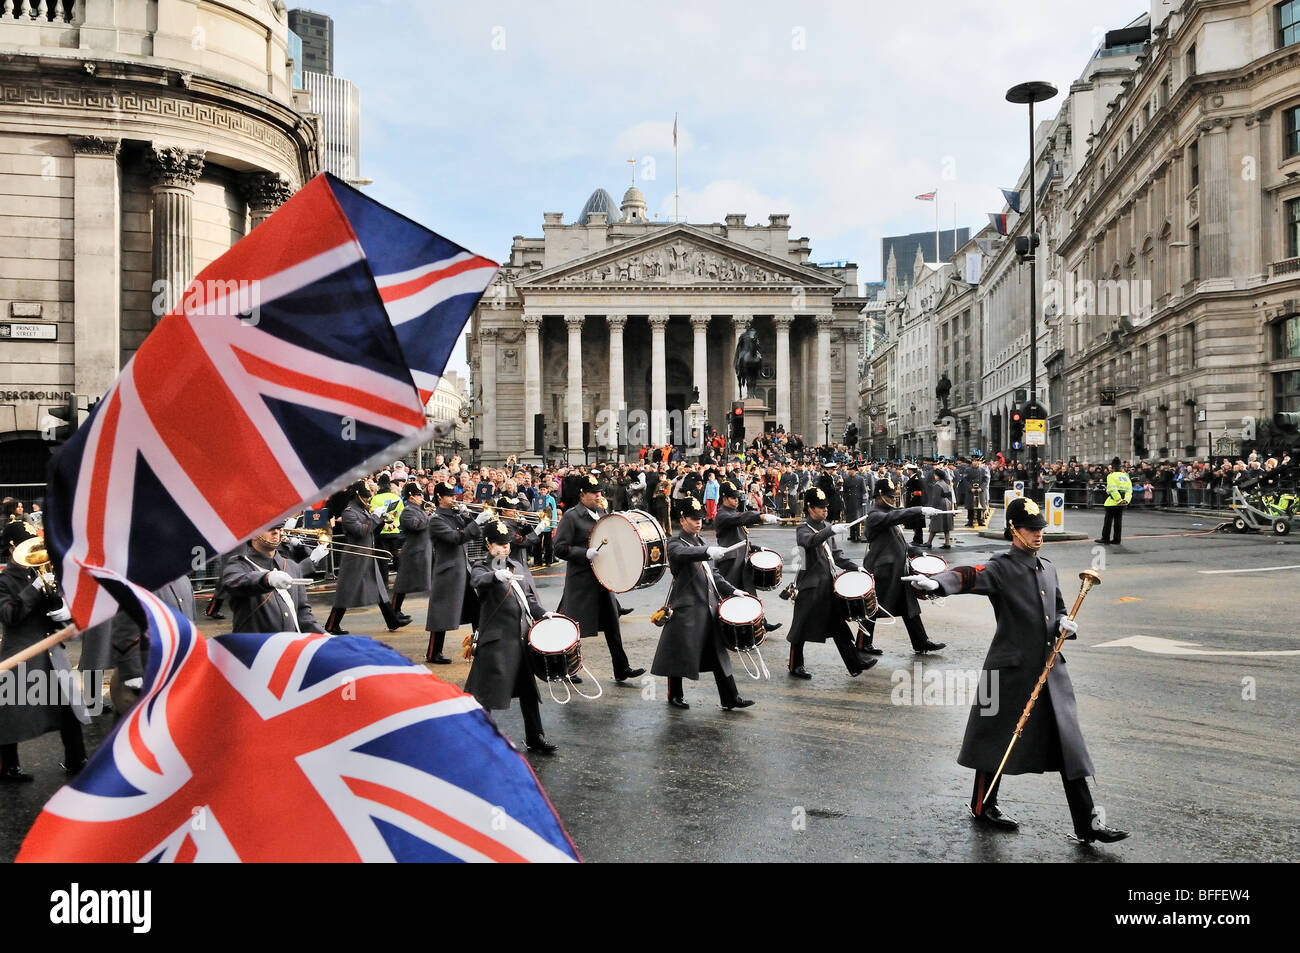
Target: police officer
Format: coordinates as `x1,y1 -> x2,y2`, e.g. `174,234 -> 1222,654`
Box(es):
553,473 -> 645,683
652,496 -> 754,711
904,462 -> 926,544
903,497 -> 1130,845
968,453 -> 991,528
714,481 -> 782,630
466,520 -> 556,754
1096,457 -> 1132,545
785,486 -> 877,680
425,481 -> 493,664
857,476 -> 946,656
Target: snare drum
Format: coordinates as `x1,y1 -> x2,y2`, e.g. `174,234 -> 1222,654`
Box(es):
908,553 -> 949,577
748,548 -> 783,591
718,594 -> 766,651
526,615 -> 583,682
589,509 -> 668,593
833,570 -> 878,621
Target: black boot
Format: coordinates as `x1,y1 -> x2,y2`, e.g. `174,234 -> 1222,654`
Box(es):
719,674 -> 754,710
379,600 -> 408,631
425,631 -> 450,664
324,608 -> 348,635
667,676 -> 689,709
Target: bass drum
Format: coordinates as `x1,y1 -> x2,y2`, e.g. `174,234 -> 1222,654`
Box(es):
717,594 -> 766,651
589,509 -> 668,593
833,569 -> 878,621
526,615 -> 582,682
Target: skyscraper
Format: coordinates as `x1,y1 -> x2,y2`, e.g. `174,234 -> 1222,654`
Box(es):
881,228 -> 969,283
288,8 -> 333,74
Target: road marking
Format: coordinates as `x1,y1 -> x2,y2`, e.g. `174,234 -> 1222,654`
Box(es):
1117,597 -> 1142,602
1197,565 -> 1300,574
1093,635 -> 1300,656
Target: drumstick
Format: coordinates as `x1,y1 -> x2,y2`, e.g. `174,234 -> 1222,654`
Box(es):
723,539 -> 748,554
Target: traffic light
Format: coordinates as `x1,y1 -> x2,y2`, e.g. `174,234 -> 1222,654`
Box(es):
730,401 -> 744,444
46,395 -> 79,446
1009,409 -> 1024,450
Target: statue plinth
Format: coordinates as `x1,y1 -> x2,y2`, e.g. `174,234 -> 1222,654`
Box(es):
742,397 -> 768,444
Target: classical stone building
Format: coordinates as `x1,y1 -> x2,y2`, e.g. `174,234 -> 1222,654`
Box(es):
468,187 -> 868,462
0,0 -> 320,483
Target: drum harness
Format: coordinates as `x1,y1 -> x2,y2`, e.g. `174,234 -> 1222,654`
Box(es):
699,544 -> 770,681
505,571 -> 602,704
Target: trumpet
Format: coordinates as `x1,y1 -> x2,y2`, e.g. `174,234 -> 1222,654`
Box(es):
284,528 -> 391,561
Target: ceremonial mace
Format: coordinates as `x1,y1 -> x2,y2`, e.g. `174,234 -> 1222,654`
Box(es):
978,568 -> 1102,811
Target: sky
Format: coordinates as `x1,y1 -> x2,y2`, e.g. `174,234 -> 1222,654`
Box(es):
319,0 -> 1151,377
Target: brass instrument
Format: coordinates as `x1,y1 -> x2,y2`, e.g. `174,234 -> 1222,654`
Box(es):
459,501 -> 548,527
283,528 -> 391,561
13,536 -> 58,596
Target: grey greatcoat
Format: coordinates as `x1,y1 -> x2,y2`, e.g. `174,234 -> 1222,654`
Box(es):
505,517 -> 540,582
842,471 -> 867,524
394,505 -> 433,595
934,546 -> 1095,779
79,575 -> 196,677
928,473 -> 955,534
221,544 -> 324,633
464,558 -> 544,711
425,507 -> 482,633
553,504 -> 623,640
785,520 -> 859,645
714,503 -> 765,593
0,560 -> 73,744
332,501 -> 389,608
651,531 -> 737,680
862,502 -> 927,619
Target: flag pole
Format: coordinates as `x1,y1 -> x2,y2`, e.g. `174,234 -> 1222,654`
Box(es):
674,112 -> 680,223
935,189 -> 940,262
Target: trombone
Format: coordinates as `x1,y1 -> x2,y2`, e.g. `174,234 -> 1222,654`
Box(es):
284,528 -> 391,561
458,501 -> 550,528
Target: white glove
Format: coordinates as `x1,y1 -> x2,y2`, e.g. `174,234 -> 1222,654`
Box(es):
283,516 -> 298,531
458,504 -> 471,517
762,513 -> 780,524
475,510 -> 494,525
29,574 -> 46,593
585,547 -> 600,561
1057,616 -> 1079,636
831,523 -> 850,535
900,574 -> 939,592
494,568 -> 514,582
706,546 -> 728,560
921,506 -> 941,517
267,570 -> 294,590
370,505 -> 388,518
543,611 -> 556,619
47,606 -> 72,624
309,544 -> 330,565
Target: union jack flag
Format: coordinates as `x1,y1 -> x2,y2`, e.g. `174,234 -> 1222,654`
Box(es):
17,569 -> 579,863
45,173 -> 496,629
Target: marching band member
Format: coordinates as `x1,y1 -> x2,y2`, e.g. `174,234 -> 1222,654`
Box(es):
497,495 -> 543,582
903,497 -> 1130,844
652,496 -> 754,711
714,481 -> 782,631
0,525 -> 86,781
323,481 -> 408,635
784,487 -> 876,680
391,482 -> 432,616
554,474 -> 645,683
425,481 -> 493,664
857,476 -> 946,656
466,520 -> 556,755
221,524 -> 327,634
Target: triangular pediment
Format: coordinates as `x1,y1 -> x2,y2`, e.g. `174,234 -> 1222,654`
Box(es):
515,224 -> 842,290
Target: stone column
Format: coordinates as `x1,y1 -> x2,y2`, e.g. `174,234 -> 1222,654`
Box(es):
70,135 -> 121,400
565,314 -> 585,459
239,170 -> 294,230
522,312 -> 542,451
146,145 -> 205,319
816,314 -> 833,444
690,313 -> 710,419
649,314 -> 670,445
774,313 -> 793,432
480,327 -> 498,454
607,314 -> 627,452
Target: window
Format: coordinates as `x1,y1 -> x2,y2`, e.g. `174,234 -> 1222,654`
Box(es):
1186,324 -> 1196,368
1288,198 -> 1300,258
1157,335 -> 1168,377
1286,105 -> 1300,158
1191,224 -> 1201,280
1186,44 -> 1196,77
1279,0 -> 1300,48
1275,314 -> 1300,359
1276,370 -> 1300,413
1189,139 -> 1199,189
1160,75 -> 1171,106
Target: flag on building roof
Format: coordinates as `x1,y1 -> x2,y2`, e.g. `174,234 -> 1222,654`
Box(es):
976,237 -> 997,257
914,190 -> 937,201
673,112 -> 678,147
45,172 -> 496,630
18,569 -> 579,863
987,213 -> 1010,236
1000,188 -> 1023,213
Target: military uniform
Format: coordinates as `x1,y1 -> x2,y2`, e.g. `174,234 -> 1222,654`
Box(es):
842,466 -> 867,541
785,487 -> 875,678
712,486 -> 780,633
391,496 -> 432,614
424,489 -> 484,663
324,486 -> 407,634
857,484 -> 943,654
914,497 -> 1128,844
222,542 -> 325,634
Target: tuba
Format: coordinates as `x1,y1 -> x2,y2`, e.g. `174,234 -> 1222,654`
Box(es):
13,536 -> 57,598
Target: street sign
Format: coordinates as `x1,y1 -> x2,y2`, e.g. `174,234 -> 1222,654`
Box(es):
0,322 -> 57,340
1025,418 -> 1046,446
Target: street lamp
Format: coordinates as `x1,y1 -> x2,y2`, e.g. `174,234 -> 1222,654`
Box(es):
822,409 -> 831,447
1007,79 -> 1058,494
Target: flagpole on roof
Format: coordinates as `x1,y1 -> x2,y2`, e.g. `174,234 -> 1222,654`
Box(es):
674,112 -> 679,223
935,188 -> 940,263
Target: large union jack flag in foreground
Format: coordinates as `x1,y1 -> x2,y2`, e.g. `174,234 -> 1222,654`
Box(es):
45,173 -> 496,629
18,569 -> 578,863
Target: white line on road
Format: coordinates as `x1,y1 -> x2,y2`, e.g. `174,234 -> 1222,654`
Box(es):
1197,565 -> 1300,574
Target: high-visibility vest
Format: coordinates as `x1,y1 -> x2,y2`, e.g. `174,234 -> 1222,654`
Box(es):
1105,471 -> 1132,507
372,491 -> 403,533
